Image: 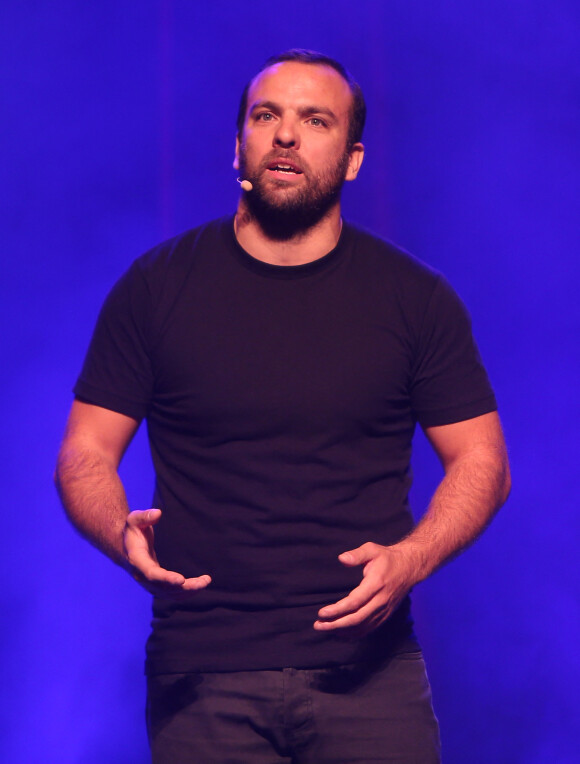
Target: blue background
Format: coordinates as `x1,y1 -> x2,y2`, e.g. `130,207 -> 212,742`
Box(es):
1,2 -> 578,762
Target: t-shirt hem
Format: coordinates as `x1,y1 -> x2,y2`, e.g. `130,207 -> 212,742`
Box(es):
144,633 -> 420,675
74,380 -> 149,421
416,394 -> 497,428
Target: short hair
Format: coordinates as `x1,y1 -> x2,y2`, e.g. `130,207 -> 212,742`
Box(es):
236,49 -> 366,148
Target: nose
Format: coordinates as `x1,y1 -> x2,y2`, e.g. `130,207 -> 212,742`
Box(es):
273,116 -> 300,149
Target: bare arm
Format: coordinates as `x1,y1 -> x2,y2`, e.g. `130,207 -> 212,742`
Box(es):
314,411 -> 511,632
55,399 -> 139,566
395,409 -> 510,580
55,399 -> 211,595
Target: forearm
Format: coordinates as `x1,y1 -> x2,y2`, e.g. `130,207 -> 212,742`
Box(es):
55,443 -> 130,570
396,443 -> 511,585
315,413 -> 510,633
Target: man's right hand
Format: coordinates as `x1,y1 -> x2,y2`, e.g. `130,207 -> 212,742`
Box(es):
123,509 -> 212,597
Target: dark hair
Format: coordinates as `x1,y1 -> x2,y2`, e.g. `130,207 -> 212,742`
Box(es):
236,49 -> 366,148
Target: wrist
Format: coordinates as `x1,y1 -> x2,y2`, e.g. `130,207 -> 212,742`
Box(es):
389,537 -> 432,586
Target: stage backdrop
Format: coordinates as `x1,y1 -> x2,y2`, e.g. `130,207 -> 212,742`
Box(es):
1,2 -> 578,762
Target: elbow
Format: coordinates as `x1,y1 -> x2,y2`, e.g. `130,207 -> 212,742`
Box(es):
503,471 -> 512,505
54,460 -> 69,519
500,474 -> 511,507
54,445 -> 76,520
53,457 -> 62,492
53,455 -> 62,495
54,448 -> 66,498
498,454 -> 512,506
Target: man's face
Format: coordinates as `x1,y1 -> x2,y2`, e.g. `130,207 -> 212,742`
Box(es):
234,61 -> 364,232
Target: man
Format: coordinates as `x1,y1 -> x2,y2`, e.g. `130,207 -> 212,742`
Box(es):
56,49 -> 510,762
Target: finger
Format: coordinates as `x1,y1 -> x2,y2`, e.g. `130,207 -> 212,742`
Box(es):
314,597 -> 385,631
126,508 -> 162,528
136,559 -> 186,586
181,574 -> 212,591
132,555 -> 212,587
316,577 -> 379,621
337,542 -> 377,567
136,571 -> 212,598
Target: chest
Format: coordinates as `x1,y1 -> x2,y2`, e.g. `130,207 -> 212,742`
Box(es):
149,271 -> 416,438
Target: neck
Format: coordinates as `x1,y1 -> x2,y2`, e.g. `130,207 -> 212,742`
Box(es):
234,199 -> 343,266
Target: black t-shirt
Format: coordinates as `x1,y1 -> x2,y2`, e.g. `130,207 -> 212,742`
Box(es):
75,216 -> 497,673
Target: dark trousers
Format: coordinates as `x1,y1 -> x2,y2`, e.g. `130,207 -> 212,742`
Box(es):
147,651 -> 441,763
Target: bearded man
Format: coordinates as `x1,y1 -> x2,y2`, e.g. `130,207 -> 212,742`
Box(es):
56,49 -> 510,763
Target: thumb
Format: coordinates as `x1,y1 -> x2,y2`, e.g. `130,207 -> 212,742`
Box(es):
127,508 -> 162,528
338,542 -> 375,567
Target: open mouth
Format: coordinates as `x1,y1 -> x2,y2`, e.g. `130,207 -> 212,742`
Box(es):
268,163 -> 303,175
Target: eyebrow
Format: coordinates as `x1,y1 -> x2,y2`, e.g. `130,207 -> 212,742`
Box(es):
249,100 -> 280,115
249,100 -> 338,123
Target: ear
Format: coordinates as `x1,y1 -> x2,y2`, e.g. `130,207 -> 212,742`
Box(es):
233,135 -> 240,171
345,143 -> 364,182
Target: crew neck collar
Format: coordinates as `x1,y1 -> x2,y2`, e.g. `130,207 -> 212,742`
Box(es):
225,215 -> 350,280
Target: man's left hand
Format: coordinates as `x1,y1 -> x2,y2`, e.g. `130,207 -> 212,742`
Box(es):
313,542 -> 417,635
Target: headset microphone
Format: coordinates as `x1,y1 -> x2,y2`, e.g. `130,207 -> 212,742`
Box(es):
236,177 -> 253,192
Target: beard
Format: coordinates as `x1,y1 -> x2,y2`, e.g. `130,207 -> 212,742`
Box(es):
238,145 -> 350,241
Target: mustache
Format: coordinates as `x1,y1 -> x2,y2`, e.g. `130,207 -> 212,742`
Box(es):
258,150 -> 309,176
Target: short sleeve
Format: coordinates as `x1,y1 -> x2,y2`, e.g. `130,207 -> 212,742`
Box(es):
410,275 -> 497,427
74,262 -> 154,421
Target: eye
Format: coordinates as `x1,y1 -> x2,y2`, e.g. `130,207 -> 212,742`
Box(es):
308,117 -> 326,127
256,112 -> 274,122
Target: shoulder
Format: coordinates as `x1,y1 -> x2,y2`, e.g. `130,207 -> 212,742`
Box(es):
110,216 -> 234,310
342,222 -> 451,318
95,216 -> 234,324
133,215 -> 234,278
344,222 -> 441,289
